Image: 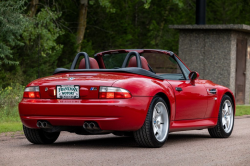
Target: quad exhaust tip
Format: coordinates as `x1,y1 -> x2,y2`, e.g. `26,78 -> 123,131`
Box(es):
42,122 -> 47,128
83,122 -> 89,129
36,121 -> 52,129
89,122 -> 95,128
36,121 -> 42,128
83,122 -> 100,130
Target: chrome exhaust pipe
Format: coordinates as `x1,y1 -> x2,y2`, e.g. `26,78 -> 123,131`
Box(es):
83,122 -> 100,130
89,122 -> 95,129
42,122 -> 47,128
83,122 -> 89,129
37,121 -> 42,128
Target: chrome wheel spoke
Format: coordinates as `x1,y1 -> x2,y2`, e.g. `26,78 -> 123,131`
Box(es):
156,127 -> 161,137
222,117 -> 227,126
152,102 -> 169,142
224,103 -> 228,112
222,109 -> 227,116
153,125 -> 158,135
221,100 -> 234,133
156,107 -> 161,114
226,118 -> 230,128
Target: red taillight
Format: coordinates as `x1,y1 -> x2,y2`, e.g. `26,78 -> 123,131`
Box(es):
99,92 -> 106,98
106,92 -> 115,98
23,86 -> 40,99
23,92 -> 40,98
99,87 -> 132,99
115,92 -> 131,99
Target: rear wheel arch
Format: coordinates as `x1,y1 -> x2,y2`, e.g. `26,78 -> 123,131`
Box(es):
134,95 -> 170,147
154,92 -> 171,118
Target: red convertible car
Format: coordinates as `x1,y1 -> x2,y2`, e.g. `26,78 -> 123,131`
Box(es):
19,49 -> 235,148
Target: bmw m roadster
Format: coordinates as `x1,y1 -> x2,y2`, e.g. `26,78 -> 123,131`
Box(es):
19,49 -> 235,147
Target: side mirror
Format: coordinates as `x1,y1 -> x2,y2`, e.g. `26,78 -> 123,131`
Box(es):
188,71 -> 199,85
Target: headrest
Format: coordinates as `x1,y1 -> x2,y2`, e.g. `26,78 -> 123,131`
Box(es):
127,56 -> 150,70
78,57 -> 99,69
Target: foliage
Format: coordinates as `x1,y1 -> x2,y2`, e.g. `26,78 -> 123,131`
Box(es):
1,0 -> 249,86
84,0 -> 183,54
0,107 -> 20,123
0,7 -> 65,86
20,8 -> 64,84
0,0 -> 28,66
23,8 -> 64,57
91,0 -> 116,13
0,84 -> 24,108
0,84 -> 24,123
0,0 -> 249,93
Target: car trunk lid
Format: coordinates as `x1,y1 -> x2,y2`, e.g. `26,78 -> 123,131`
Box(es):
28,72 -> 129,99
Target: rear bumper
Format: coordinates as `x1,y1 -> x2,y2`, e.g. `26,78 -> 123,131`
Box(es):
18,97 -> 152,131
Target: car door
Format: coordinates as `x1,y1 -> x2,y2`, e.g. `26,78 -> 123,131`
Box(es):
167,80 -> 208,120
167,56 -> 208,120
143,52 -> 208,120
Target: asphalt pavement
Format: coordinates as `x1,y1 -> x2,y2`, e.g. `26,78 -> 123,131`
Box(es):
0,118 -> 250,166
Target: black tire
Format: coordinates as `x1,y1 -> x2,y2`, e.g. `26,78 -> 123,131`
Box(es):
208,95 -> 234,138
133,96 -> 169,148
23,125 -> 60,144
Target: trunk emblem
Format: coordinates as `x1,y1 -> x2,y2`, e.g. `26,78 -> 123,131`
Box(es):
68,77 -> 75,80
45,87 -> 48,91
90,87 -> 97,90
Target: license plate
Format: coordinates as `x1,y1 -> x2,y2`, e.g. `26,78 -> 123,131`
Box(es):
57,85 -> 80,99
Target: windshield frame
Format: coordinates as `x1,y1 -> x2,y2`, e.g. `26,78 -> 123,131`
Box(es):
94,49 -> 191,80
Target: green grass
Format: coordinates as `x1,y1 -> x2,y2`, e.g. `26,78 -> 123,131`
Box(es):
0,106 -> 23,133
0,106 -> 20,122
0,122 -> 22,133
235,105 -> 250,116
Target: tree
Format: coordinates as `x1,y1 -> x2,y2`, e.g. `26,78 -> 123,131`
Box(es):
21,8 -> 64,82
75,0 -> 156,52
0,0 -> 28,67
76,0 -> 116,52
76,0 -> 88,52
1,0 -> 250,87
29,0 -> 39,17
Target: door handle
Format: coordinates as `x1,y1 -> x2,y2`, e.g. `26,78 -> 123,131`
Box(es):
175,87 -> 183,92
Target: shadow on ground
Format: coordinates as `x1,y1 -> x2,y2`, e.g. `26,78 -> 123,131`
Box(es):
20,132 -> 212,149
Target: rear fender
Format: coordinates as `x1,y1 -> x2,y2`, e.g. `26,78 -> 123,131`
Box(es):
112,78 -> 175,121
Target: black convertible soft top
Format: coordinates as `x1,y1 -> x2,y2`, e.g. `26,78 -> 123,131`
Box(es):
53,67 -> 164,80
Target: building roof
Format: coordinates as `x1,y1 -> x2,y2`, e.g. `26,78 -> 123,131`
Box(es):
169,24 -> 250,33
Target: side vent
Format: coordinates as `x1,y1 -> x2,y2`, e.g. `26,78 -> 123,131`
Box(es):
207,88 -> 217,95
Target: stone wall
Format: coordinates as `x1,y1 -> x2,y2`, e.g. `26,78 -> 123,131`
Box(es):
231,31 -> 250,104
178,30 -> 232,88
170,24 -> 250,104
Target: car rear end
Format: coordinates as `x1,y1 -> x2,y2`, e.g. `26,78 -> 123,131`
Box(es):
19,72 -> 152,132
